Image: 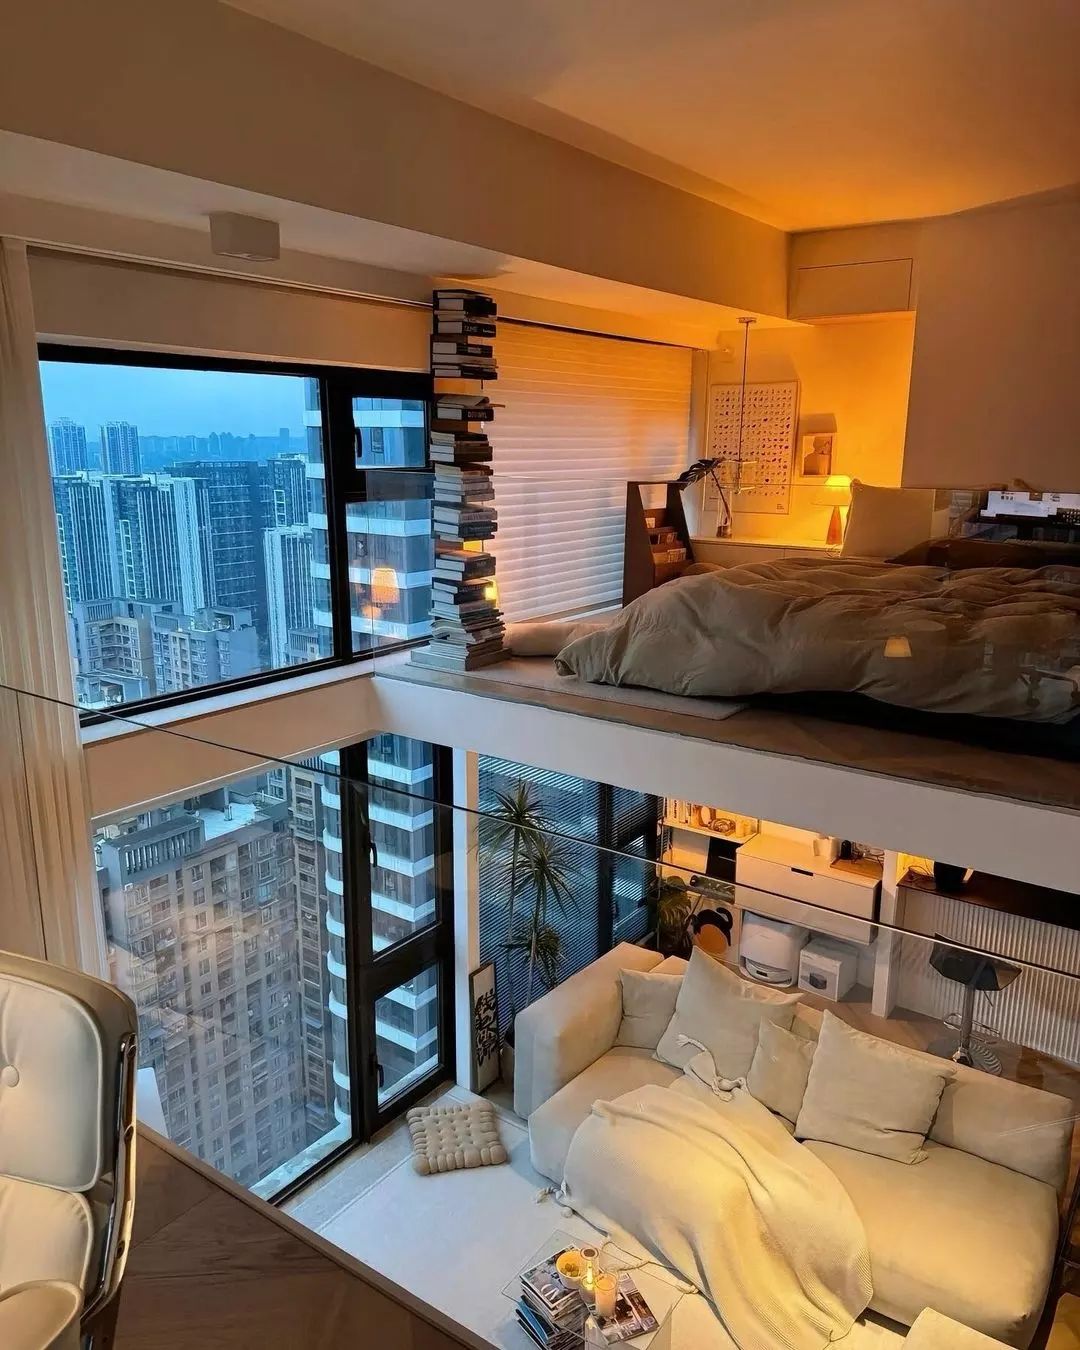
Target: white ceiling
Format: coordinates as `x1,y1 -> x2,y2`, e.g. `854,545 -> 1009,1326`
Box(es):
225,0 -> 1080,230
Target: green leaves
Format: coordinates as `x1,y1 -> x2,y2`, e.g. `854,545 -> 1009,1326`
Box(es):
674,458 -> 722,489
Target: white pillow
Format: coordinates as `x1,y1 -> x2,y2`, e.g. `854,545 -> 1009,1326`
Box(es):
655,948 -> 801,1080
795,1010 -> 953,1164
615,969 -> 682,1050
840,481 -> 937,560
746,1020 -> 817,1125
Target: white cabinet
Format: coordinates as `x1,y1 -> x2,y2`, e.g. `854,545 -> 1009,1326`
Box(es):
691,538 -> 834,568
736,834 -> 881,922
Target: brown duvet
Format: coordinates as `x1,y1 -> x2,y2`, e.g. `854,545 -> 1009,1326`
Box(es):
554,559 -> 1080,723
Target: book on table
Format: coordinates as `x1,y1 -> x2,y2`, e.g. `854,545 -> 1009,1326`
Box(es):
431,317 -> 497,338
432,288 -> 498,316
432,340 -> 494,358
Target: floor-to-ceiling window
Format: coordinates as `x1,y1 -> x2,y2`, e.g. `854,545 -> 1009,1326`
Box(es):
96,733 -> 453,1201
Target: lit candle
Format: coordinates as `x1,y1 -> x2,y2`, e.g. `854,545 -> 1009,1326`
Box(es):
594,1272 -> 618,1322
579,1246 -> 600,1306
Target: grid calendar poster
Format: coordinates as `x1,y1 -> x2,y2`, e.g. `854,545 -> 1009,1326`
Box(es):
705,380 -> 799,516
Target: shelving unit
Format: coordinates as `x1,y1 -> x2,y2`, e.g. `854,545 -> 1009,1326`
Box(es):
622,482 -> 693,606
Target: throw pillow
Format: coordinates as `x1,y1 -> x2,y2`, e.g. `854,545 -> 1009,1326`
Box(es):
655,947 -> 801,1079
746,1020 -> 817,1124
795,1010 -> 952,1164
840,481 -> 938,560
615,969 -> 683,1050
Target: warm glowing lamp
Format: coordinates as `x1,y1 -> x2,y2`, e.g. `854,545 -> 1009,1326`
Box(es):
816,475 -> 852,547
370,566 -> 400,608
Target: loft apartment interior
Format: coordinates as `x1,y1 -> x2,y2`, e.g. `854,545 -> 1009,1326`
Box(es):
1,3 -> 1079,1349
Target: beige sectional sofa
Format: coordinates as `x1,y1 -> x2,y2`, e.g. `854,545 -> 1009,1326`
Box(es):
514,943 -> 1073,1349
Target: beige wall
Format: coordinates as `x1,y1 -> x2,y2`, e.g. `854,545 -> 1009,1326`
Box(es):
29,251 -> 430,369
0,0 -> 787,319
902,198 -> 1080,491
696,319 -> 915,542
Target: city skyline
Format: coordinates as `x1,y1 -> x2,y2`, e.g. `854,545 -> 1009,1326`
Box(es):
40,361 -> 310,438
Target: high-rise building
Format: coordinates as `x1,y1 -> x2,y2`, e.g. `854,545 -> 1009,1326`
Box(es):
96,787 -> 315,1188
48,417 -> 89,475
53,474 -> 121,608
266,455 -> 307,528
101,420 -> 142,475
170,461 -> 270,627
151,606 -> 260,694
109,475 -> 206,615
264,526 -> 315,668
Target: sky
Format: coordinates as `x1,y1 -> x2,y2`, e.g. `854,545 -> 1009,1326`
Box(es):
39,361 -> 310,438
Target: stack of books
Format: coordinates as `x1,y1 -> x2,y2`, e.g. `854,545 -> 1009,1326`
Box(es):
431,288 -> 497,379
412,291 -> 510,674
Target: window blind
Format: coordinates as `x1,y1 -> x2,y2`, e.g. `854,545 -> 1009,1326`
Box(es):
492,323 -> 693,622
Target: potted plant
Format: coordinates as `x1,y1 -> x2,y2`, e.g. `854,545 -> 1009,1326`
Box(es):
478,783 -> 576,1082
645,873 -> 734,960
675,457 -> 732,538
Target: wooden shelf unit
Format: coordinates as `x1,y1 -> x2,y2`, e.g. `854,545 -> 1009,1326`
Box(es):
622,481 -> 693,606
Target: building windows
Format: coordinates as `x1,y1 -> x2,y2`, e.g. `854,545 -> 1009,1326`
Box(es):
39,348 -> 431,714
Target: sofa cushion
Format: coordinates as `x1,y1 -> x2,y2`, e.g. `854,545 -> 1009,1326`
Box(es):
929,1067 -> 1072,1192
615,970 -> 682,1050
655,948 -> 801,1078
746,1021 -> 817,1125
805,1140 -> 1057,1347
0,1175 -> 94,1292
796,1011 -> 952,1164
528,1048 -> 681,1184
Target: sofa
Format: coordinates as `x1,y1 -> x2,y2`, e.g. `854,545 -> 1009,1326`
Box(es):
514,943 -> 1074,1350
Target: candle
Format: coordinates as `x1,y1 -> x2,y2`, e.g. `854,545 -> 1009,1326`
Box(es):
594,1272 -> 618,1321
579,1246 -> 600,1306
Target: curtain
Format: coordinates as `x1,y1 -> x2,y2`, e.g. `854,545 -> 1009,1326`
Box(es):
0,237 -> 104,970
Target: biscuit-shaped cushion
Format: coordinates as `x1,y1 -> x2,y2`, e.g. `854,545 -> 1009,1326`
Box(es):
407,1102 -> 508,1175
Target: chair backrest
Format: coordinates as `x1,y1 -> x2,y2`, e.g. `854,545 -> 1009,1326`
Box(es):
0,949 -> 136,1193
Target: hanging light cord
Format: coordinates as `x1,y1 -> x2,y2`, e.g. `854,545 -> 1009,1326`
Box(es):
734,317 -> 755,494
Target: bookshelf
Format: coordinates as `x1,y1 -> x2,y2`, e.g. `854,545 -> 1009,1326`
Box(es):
622,481 -> 694,606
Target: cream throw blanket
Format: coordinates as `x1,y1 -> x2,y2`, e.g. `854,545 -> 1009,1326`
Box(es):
561,1077 -> 872,1350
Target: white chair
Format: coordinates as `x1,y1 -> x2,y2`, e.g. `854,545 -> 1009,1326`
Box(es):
0,949 -> 138,1349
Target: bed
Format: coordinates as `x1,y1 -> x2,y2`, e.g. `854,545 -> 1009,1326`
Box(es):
552,557 -> 1080,726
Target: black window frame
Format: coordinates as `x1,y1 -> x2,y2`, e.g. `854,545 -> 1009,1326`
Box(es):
39,343 -> 432,726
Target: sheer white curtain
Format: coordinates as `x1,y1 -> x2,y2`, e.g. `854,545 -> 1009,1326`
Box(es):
0,237 -> 104,971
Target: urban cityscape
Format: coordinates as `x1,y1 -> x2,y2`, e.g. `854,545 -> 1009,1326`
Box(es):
43,360 -> 439,1192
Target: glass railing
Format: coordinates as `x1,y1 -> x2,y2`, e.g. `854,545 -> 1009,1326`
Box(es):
2,674 -> 1079,1342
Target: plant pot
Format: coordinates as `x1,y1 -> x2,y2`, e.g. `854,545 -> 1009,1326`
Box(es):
500,1042 -> 515,1087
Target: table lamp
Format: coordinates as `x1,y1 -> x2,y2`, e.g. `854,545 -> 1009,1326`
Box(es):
816,475 -> 852,547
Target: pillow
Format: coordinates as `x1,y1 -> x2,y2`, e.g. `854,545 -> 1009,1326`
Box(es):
795,1010 -> 952,1164
615,969 -> 682,1049
505,617 -> 613,657
655,947 -> 801,1079
840,481 -> 938,560
746,1020 -> 817,1125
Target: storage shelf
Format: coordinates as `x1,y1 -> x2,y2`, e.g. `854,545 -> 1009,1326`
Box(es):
662,817 -> 758,843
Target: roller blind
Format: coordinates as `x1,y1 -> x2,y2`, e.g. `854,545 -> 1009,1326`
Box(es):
492,323 -> 693,621
28,251 -> 429,372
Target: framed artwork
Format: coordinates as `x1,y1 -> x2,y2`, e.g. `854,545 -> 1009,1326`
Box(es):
797,431 -> 836,481
469,961 -> 500,1093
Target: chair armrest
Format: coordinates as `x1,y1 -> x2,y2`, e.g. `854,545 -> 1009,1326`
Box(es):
513,942 -> 663,1118
0,1281 -> 82,1350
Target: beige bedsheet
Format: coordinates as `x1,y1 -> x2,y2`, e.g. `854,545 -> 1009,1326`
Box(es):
555,559 -> 1080,722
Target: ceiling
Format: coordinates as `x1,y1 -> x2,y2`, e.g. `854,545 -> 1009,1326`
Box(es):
224,0 -> 1080,230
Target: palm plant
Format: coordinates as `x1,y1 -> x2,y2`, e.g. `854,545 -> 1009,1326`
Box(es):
478,782 -> 576,1038
675,457 -> 731,536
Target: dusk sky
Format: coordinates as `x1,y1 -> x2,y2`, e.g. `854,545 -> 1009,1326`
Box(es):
38,360 -> 310,438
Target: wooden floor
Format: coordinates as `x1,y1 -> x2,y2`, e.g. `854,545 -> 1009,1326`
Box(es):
117,1127 -> 480,1350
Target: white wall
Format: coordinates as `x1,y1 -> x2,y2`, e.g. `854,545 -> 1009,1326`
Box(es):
693,319 -> 915,543
903,198 -> 1080,490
